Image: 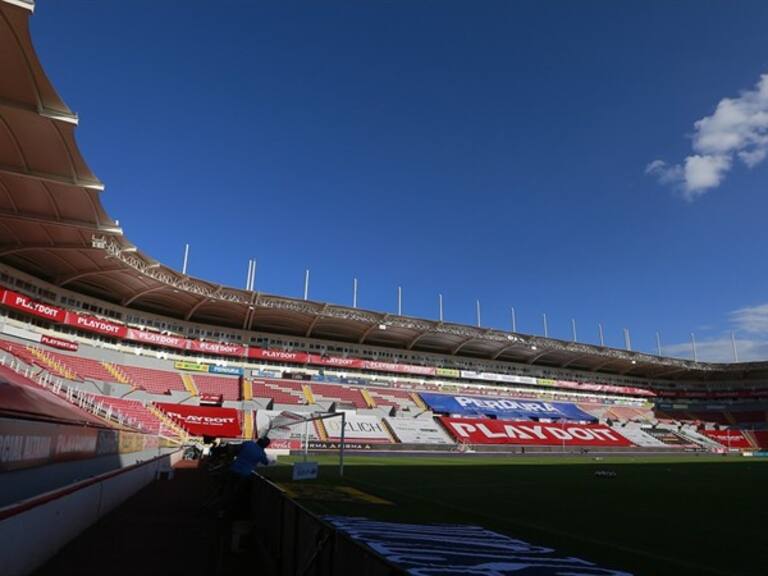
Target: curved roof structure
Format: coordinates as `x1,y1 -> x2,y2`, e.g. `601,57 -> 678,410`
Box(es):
1,0 -> 765,384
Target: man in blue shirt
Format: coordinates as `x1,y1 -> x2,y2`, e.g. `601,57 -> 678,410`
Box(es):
230,437 -> 271,477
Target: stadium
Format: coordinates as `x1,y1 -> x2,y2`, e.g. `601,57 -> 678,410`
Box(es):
0,1 -> 766,575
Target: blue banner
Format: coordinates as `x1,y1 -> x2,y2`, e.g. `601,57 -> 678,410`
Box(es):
419,392 -> 595,422
209,365 -> 244,376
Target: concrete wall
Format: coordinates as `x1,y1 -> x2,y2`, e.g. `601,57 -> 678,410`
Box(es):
0,449 -> 182,576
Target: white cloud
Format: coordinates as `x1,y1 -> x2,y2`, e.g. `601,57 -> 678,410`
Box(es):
648,73 -> 768,198
663,336 -> 768,362
729,303 -> 768,334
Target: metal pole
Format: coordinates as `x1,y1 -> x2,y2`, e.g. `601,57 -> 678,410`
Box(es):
352,277 -> 358,308
182,243 -> 189,275
439,294 -> 444,322
731,331 -> 739,362
598,323 -> 605,346
246,259 -> 253,290
250,259 -> 256,291
690,332 -> 698,362
511,307 -> 517,333
397,286 -> 402,316
571,318 -> 577,342
656,331 -> 662,356
542,313 -> 549,338
303,269 -> 310,300
303,420 -> 309,462
339,412 -> 346,477
624,328 -> 632,351
476,300 -> 481,327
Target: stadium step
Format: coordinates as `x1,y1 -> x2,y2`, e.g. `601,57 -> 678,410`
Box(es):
301,383 -> 315,404
101,361 -> 132,385
26,346 -> 78,380
242,378 -> 253,400
360,388 -> 376,408
242,410 -> 254,439
181,373 -> 199,395
147,403 -> 191,442
411,392 -> 427,411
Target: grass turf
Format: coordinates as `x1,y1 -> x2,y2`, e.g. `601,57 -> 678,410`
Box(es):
261,453 -> 768,575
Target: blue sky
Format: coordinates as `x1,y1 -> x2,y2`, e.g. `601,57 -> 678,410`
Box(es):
31,1 -> 768,361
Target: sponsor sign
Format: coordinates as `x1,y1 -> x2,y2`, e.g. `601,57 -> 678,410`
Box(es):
362,360 -> 436,376
292,461 -> 319,480
174,361 -> 209,372
0,290 -> 66,322
308,354 -> 365,369
319,414 -> 392,443
440,416 -> 633,446
199,393 -> 223,406
0,417 -> 120,471
435,367 -> 460,378
461,370 -> 538,385
64,312 -> 127,338
187,339 -> 246,357
702,429 -> 752,449
210,365 -> 244,376
124,328 -> 189,350
325,516 -> 632,575
248,348 -> 310,363
156,403 -> 241,437
384,417 -> 453,444
421,392 -> 596,422
40,334 -> 79,351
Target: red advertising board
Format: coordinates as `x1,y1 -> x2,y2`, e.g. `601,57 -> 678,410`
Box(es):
248,348 -> 310,363
0,289 -> 66,322
188,339 -> 246,357
124,328 -> 189,350
702,429 -> 752,449
439,416 -> 633,447
155,403 -> 241,437
64,312 -> 127,338
40,334 -> 79,351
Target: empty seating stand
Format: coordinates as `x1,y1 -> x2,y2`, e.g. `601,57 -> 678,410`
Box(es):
92,395 -> 167,434
252,379 -> 308,405
311,382 -> 369,408
192,374 -> 240,401
117,365 -> 185,394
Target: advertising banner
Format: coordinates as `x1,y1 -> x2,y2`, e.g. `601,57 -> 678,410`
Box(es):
325,517 -> 632,576
40,334 -> 79,351
319,414 -> 392,443
701,429 -> 752,449
155,403 -> 241,437
439,416 -> 633,447
308,354 -> 365,369
0,417 -> 104,471
187,339 -> 246,358
384,417 -> 453,444
248,348 -> 310,363
420,392 -> 596,422
199,393 -> 223,406
0,289 -> 66,322
209,365 -> 244,376
124,328 -> 189,350
64,312 -> 127,338
436,368 -> 460,378
174,361 -> 209,372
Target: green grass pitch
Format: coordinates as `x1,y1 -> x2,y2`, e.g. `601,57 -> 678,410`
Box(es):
262,454 -> 768,575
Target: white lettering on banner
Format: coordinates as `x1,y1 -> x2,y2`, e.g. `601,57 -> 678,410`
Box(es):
55,434 -> 97,455
14,296 -> 57,318
325,516 -> 633,575
476,423 -> 506,439
166,412 -> 236,425
75,315 -> 123,335
455,396 -> 558,414
502,424 -> 531,440
517,425 -> 547,440
451,422 -> 476,438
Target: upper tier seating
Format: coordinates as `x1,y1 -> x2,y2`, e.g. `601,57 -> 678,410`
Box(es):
366,386 -> 419,410
311,382 -> 369,408
44,350 -> 116,382
252,379 -> 307,405
193,374 -> 240,401
118,365 -> 185,394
